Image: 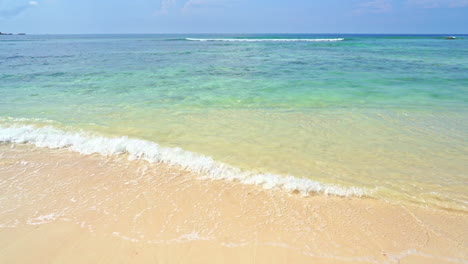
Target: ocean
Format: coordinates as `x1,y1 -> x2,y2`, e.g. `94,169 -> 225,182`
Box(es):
1,34 -> 467,212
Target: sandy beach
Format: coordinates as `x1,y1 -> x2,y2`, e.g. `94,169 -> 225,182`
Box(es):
0,143 -> 466,263
1,0 -> 468,262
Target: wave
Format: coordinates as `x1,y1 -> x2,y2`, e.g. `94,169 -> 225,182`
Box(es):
0,117 -> 57,123
185,38 -> 344,42
0,124 -> 367,197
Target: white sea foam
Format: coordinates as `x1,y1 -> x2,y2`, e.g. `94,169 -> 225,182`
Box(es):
0,116 -> 56,123
186,38 -> 344,42
26,213 -> 61,225
0,124 -> 367,197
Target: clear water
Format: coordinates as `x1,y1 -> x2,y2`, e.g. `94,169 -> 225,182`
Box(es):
1,34 -> 467,211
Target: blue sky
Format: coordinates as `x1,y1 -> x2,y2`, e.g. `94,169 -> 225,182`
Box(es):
1,0 -> 467,34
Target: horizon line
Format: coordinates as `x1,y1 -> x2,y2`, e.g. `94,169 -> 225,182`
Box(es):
2,32 -> 467,35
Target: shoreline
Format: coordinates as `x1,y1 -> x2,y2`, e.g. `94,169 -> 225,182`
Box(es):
0,144 -> 467,263
0,123 -> 369,198
2,98 -> 467,213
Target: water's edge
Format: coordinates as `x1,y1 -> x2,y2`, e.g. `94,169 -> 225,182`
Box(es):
0,123 -> 368,198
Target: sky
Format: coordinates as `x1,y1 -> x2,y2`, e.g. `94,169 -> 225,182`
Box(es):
0,0 -> 467,34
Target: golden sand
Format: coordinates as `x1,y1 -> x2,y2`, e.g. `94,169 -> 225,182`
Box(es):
0,144 -> 467,263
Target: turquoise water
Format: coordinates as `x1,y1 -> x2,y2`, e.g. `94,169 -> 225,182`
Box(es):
1,34 -> 467,211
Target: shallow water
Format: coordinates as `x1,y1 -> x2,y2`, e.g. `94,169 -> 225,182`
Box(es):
2,144 -> 466,264
1,34 -> 467,211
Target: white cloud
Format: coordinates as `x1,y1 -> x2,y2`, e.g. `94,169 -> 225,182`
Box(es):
407,0 -> 468,8
356,0 -> 393,14
0,0 -> 39,19
155,0 -> 225,14
182,0 -> 227,13
158,0 -> 176,14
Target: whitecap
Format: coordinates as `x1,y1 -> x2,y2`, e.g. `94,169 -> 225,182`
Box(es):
186,38 -> 344,42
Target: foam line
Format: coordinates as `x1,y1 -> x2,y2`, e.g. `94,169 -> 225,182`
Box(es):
186,38 -> 344,42
0,124 -> 366,197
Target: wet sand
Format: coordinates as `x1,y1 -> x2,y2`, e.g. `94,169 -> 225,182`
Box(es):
0,144 -> 467,263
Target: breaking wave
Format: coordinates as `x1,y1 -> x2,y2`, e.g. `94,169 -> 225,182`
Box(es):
186,38 -> 344,42
0,124 -> 367,197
